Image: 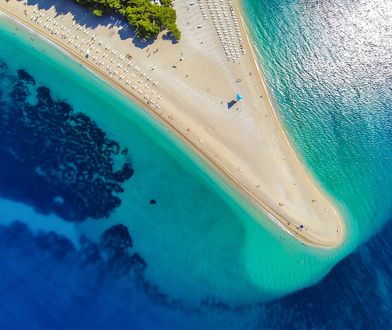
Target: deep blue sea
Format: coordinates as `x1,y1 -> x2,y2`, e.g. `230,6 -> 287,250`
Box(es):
0,0 -> 392,328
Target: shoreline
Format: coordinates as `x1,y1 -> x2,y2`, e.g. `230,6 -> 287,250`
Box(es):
232,1 -> 347,243
0,1 -> 345,248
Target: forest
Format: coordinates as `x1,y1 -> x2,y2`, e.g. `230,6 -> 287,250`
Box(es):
73,0 -> 181,41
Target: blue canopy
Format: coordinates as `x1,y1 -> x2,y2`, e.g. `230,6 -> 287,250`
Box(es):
236,94 -> 243,101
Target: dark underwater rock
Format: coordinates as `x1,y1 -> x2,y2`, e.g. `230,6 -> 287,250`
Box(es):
99,224 -> 150,277
0,221 -> 180,311
0,68 -> 134,222
0,61 -> 8,76
129,253 -> 147,274
100,224 -> 133,253
35,231 -> 76,260
78,235 -> 102,265
17,69 -> 36,85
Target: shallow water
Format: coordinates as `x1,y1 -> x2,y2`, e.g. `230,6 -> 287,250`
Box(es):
1,0 -> 392,327
0,12 -> 346,305
243,0 -> 392,244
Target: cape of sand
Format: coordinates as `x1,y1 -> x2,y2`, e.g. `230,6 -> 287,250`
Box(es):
0,0 -> 345,248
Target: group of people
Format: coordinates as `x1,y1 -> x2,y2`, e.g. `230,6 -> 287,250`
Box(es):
29,9 -> 162,110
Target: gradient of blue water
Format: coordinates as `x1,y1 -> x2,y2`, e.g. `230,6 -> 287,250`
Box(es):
1,0 -> 392,328
243,0 -> 392,245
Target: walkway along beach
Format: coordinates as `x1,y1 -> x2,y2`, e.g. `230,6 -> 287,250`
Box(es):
0,0 -> 346,248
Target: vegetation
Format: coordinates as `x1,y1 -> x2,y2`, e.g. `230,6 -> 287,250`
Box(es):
73,0 -> 181,41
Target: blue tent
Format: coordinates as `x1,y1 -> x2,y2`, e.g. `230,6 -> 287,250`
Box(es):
236,93 -> 243,101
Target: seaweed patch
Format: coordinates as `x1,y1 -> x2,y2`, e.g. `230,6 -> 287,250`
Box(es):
0,67 -> 134,222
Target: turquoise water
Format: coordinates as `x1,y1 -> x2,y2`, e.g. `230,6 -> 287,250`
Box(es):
1,0 -> 392,327
243,0 -> 392,247
0,13 -> 348,306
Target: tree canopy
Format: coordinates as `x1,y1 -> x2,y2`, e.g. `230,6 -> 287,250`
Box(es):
73,0 -> 181,41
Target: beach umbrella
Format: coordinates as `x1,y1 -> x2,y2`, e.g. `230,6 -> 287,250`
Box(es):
236,93 -> 243,101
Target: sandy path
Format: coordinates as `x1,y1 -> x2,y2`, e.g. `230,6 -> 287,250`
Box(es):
0,0 -> 345,248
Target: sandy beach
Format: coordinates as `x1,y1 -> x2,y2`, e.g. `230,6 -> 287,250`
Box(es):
0,0 -> 345,248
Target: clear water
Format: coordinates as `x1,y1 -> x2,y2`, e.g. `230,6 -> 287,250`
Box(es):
0,12 -> 345,305
243,0 -> 392,245
1,0 -> 392,327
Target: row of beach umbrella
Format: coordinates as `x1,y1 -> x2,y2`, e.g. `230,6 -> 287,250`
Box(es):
30,9 -> 162,110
